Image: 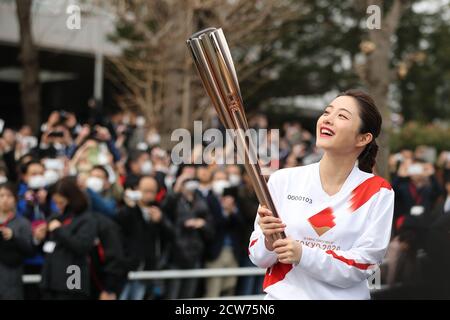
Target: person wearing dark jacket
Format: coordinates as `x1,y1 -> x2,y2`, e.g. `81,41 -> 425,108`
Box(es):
422,212 -> 450,298
235,171 -> 264,295
124,150 -> 152,189
392,159 -> 444,226
430,177 -> 450,220
117,175 -> 174,300
16,159 -> 57,299
161,176 -> 214,299
0,183 -> 34,299
197,167 -> 245,298
89,212 -> 128,300
39,177 -> 97,300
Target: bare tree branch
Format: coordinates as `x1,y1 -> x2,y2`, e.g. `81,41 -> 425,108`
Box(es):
105,0 -> 303,134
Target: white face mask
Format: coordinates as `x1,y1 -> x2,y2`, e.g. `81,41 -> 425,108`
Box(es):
0,176 -> 7,184
228,174 -> 241,186
86,176 -> 104,193
212,180 -> 231,196
147,133 -> 161,146
28,175 -> 47,190
136,142 -> 149,151
44,170 -> 60,185
140,160 -> 153,174
125,189 -> 142,201
184,180 -> 200,192
136,116 -> 146,127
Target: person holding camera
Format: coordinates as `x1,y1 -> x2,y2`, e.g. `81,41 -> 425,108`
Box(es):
15,159 -> 58,299
117,175 -> 174,300
0,183 -> 34,299
199,167 -> 244,298
17,160 -> 57,223
161,167 -> 214,299
392,158 -> 444,226
123,150 -> 153,189
38,112 -> 73,158
67,124 -> 121,163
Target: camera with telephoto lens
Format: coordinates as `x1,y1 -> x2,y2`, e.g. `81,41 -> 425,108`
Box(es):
47,131 -> 64,138
85,127 -> 102,142
407,164 -> 424,176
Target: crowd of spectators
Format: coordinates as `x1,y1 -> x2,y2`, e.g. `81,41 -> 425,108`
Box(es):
0,107 -> 449,299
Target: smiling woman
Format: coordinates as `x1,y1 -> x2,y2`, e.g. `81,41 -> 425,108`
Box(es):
248,89 -> 395,300
317,89 -> 382,175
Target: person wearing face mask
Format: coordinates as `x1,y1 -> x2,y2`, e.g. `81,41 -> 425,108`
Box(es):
17,160 -> 58,221
41,157 -> 66,187
124,150 -> 153,189
161,174 -> 214,299
150,147 -> 170,199
392,158 -> 444,228
17,160 -> 47,217
226,164 -> 243,187
202,169 -> 244,298
146,128 -> 161,147
195,164 -> 228,245
16,159 -> 58,299
141,159 -> 153,175
84,165 -> 119,218
78,168 -> 127,300
117,176 -> 174,300
0,183 -> 34,299
235,170 -> 265,296
39,177 -> 97,300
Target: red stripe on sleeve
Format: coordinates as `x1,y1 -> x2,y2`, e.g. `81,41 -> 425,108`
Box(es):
350,176 -> 392,212
247,239 -> 258,255
325,250 -> 374,270
263,262 -> 293,290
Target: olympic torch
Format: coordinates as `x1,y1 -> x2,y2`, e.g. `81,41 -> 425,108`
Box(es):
186,27 -> 285,240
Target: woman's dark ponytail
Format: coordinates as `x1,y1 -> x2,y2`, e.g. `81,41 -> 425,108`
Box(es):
337,89 -> 382,174
358,140 -> 379,174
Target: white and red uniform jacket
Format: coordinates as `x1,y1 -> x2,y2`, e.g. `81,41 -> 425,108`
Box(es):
248,161 -> 395,299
